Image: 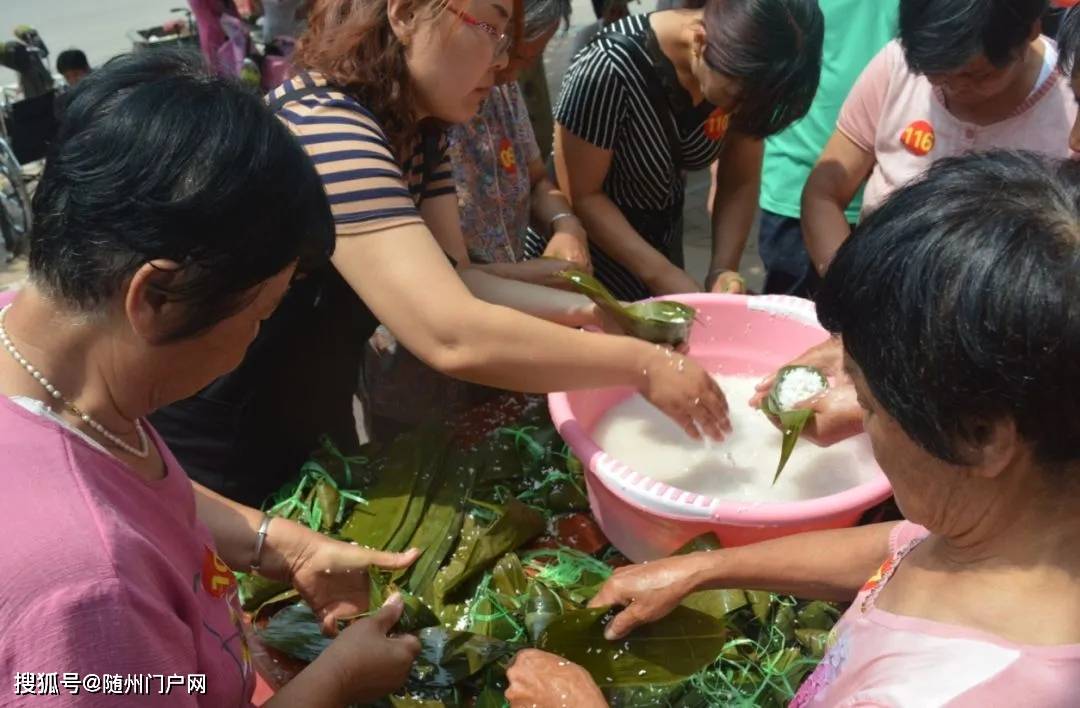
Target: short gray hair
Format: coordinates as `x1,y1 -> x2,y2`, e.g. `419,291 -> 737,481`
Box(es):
523,0 -> 572,40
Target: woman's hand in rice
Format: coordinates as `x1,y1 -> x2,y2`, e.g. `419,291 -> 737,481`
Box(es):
589,554 -> 707,640
639,347 -> 731,440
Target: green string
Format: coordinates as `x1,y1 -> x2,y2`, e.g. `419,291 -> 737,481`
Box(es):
465,573 -> 527,644
263,440 -> 369,531
684,608 -> 819,706
515,467 -> 586,507
521,548 -> 613,588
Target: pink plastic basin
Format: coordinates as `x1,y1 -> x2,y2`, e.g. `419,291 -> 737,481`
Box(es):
549,294 -> 892,561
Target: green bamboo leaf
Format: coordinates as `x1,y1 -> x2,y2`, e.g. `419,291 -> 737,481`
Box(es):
674,533 -> 723,555
399,446 -> 478,595
259,604 -> 331,663
251,588 -> 301,624
524,581 -> 564,643
313,478 -> 339,533
746,590 -> 773,626
386,428 -> 452,552
604,681 -> 696,707
557,269 -> 696,346
410,627 -> 515,690
399,593 -> 441,633
236,573 -> 293,613
491,553 -> 528,597
795,601 -> 841,631
566,453 -> 585,477
338,426 -> 450,549
620,300 -> 696,346
538,606 -> 729,687
773,602 -> 796,642
434,499 -> 546,601
469,592 -> 525,642
681,588 -> 748,617
364,571 -> 439,633
473,685 -> 506,708
795,629 -> 829,660
772,409 -> 814,485
761,366 -> 829,484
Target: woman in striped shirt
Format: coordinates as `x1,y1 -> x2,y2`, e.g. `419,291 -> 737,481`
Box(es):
552,0 -> 824,301
153,0 -> 732,509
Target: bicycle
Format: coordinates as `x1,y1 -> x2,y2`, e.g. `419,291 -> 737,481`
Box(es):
0,85 -> 35,263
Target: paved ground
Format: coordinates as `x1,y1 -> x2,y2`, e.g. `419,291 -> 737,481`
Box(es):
0,0 -> 764,292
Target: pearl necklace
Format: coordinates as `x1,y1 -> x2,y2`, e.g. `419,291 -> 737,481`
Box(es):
0,304 -> 150,458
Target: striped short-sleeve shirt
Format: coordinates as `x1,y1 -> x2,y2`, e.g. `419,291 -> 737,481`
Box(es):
555,14 -> 727,214
269,71 -> 457,236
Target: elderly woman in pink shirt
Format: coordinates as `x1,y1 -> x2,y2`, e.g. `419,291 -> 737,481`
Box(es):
802,0 -> 1076,276
505,151 -> 1080,708
0,52 -> 423,707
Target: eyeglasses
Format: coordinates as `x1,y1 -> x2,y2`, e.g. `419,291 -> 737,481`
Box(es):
443,4 -> 513,58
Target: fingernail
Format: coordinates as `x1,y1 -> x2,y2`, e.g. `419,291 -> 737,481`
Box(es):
383,592 -> 403,607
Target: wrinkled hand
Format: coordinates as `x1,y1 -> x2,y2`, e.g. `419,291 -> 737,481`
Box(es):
647,264 -> 703,297
319,593 -> 423,705
706,270 -> 747,294
279,522 -> 421,636
639,347 -> 730,441
505,650 -> 607,708
748,337 -> 863,446
588,555 -> 704,640
543,230 -> 592,273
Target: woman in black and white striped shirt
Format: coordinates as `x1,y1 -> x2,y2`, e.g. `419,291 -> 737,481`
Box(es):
552,0 -> 824,301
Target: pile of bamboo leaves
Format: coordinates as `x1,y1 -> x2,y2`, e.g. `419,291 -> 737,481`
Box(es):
240,402 -> 840,707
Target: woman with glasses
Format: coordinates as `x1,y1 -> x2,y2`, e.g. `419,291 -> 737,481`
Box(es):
551,0 -> 824,302
151,0 -> 732,508
363,0 -> 602,441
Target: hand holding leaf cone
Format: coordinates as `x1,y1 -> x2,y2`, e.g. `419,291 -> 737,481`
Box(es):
557,269 -> 696,346
760,366 -> 829,484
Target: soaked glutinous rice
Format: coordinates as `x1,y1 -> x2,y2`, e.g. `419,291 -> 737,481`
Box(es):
591,375 -> 878,504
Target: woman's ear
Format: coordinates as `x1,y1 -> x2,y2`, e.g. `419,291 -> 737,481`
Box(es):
963,417 -> 1022,481
690,21 -> 707,60
124,260 -> 187,345
1029,18 -> 1042,44
388,0 -> 420,43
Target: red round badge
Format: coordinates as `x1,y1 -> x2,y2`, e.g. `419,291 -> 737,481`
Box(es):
703,108 -> 730,142
498,137 -> 517,174
900,120 -> 935,156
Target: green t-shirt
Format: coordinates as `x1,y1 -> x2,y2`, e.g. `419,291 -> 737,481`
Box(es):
759,1 -> 899,221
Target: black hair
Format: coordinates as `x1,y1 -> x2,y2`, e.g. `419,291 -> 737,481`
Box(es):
1056,5 -> 1080,75
702,0 -> 824,139
56,48 -> 89,74
817,151 -> 1080,469
523,0 -> 573,40
899,0 -> 1048,75
30,50 -> 334,341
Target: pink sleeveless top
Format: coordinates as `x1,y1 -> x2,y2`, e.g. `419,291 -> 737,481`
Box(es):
791,522 -> 1080,707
